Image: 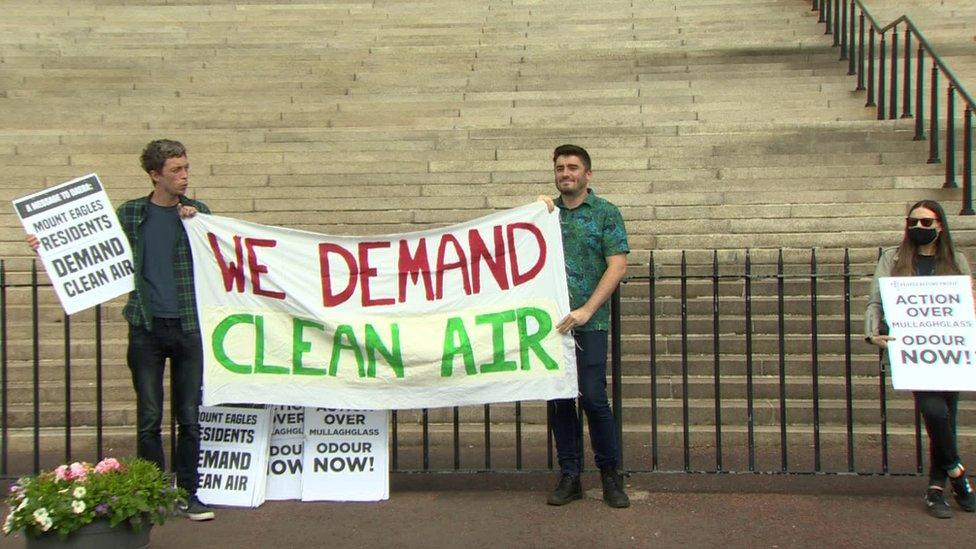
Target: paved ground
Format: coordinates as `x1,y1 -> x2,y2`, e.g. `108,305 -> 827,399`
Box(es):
3,472 -> 970,548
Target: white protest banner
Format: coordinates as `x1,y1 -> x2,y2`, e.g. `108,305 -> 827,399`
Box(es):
197,406 -> 271,507
265,406 -> 305,501
301,408 -> 389,502
184,203 -> 577,410
879,275 -> 976,391
12,174 -> 134,315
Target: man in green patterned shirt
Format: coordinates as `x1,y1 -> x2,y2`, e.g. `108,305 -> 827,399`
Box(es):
539,144 -> 630,508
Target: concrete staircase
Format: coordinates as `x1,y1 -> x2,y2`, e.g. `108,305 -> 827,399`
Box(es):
1,0 -> 976,473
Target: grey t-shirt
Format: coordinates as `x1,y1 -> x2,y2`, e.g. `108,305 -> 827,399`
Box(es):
141,202 -> 181,318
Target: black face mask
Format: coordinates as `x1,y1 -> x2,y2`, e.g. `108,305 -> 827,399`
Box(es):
908,227 -> 938,245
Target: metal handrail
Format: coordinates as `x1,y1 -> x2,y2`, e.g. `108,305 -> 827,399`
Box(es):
813,0 -> 975,214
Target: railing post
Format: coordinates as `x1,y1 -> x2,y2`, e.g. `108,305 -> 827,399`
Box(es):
611,287 -> 624,468
866,27 -> 876,107
946,86 -> 957,188
962,106 -> 974,215
0,259 -> 7,476
776,250 -> 788,472
810,249 -> 821,473
914,47 -> 925,139
840,0 -> 848,61
889,27 -> 898,119
901,28 -> 911,118
830,0 -> 839,42
843,249 -> 854,472
95,305 -> 103,462
856,12 -> 865,89
64,314 -> 71,463
648,253 -> 658,471
680,251 -> 690,471
31,261 -> 40,474
877,31 -> 886,119
928,67 -> 940,163
744,250 -> 755,472
712,250 -> 723,472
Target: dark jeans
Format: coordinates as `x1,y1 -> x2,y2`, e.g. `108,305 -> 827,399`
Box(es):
915,391 -> 962,486
127,318 -> 203,495
548,330 -> 620,475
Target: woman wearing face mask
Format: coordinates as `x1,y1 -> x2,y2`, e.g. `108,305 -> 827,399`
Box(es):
865,199 -> 976,518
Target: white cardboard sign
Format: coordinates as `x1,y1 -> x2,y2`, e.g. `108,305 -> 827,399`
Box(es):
879,275 -> 976,391
12,174 -> 134,314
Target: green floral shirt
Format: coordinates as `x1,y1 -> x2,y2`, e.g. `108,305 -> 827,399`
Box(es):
556,189 -> 629,331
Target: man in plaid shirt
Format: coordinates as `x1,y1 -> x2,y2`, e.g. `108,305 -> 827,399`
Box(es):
115,139 -> 214,521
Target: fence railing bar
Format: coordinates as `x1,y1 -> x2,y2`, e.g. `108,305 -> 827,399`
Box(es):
744,250 -> 755,472
811,250 -> 822,472
680,252 -> 690,471
843,249 -> 855,472
611,290 -> 624,468
945,86 -> 957,188
483,404 -> 491,471
422,408 -> 430,471
648,253 -> 659,471
777,250 -> 788,472
64,313 -> 71,463
712,250 -> 723,472
453,406 -> 460,471
1,259 -> 8,476
31,261 -> 40,474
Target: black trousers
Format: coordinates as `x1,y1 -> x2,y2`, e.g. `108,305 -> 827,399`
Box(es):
127,318 -> 203,495
915,391 -> 962,486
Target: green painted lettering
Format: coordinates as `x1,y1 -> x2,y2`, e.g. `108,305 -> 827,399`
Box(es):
441,317 -> 476,377
476,309 -> 517,373
329,325 -> 365,377
212,314 -> 254,374
254,315 -> 288,374
365,323 -> 403,378
293,318 -> 326,376
517,307 -> 558,370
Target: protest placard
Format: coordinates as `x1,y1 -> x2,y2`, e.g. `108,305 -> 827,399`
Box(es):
184,203 -> 577,410
265,405 -> 305,500
301,408 -> 389,501
197,405 -> 271,507
12,174 -> 134,315
879,275 -> 976,390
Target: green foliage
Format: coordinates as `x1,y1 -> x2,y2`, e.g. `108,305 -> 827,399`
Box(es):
2,457 -> 186,540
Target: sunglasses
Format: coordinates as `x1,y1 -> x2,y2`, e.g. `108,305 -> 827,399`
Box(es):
906,217 -> 938,228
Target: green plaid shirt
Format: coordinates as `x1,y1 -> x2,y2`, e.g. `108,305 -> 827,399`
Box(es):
556,189 -> 629,332
117,193 -> 211,333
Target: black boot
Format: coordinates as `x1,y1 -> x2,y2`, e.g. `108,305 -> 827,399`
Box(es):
547,473 -> 582,506
600,467 -> 630,508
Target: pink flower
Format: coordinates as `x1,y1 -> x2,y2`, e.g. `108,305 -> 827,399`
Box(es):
68,462 -> 88,481
94,458 -> 122,474
53,465 -> 70,482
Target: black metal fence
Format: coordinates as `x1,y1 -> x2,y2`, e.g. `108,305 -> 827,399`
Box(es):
813,0 -> 976,214
2,251 -> 954,479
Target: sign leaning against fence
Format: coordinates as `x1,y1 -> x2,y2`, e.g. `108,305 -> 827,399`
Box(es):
879,275 -> 976,391
184,203 -> 577,409
12,173 -> 134,315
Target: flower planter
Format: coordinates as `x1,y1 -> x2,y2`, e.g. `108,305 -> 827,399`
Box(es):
25,516 -> 151,549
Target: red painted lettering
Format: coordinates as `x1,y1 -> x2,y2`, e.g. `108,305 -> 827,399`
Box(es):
507,223 -> 546,286
245,238 -> 285,300
207,232 -> 245,293
398,239 -> 434,303
319,243 -> 357,307
435,234 -> 472,300
468,226 -> 509,292
358,241 -> 394,306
